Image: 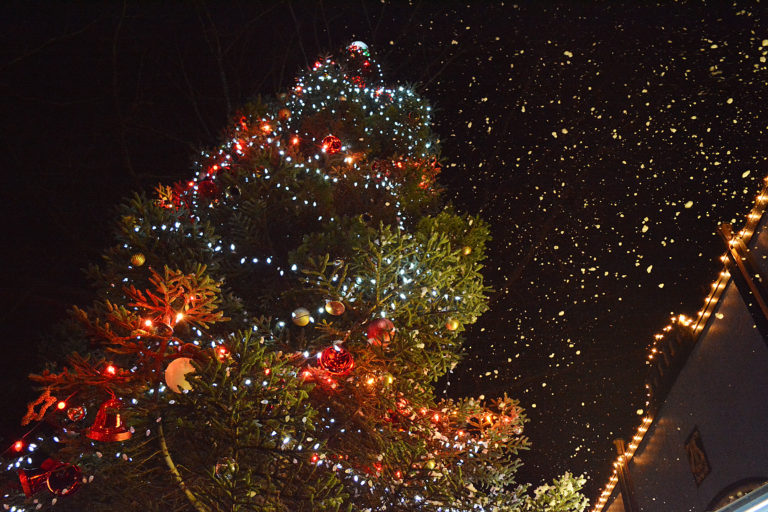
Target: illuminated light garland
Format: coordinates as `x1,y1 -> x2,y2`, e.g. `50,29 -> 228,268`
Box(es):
3,46 -> 497,512
591,175 -> 768,512
156,53 -> 438,239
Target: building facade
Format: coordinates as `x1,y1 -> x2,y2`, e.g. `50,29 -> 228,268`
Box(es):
595,178 -> 768,512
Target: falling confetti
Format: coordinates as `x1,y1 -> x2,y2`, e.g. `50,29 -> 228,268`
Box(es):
4,1 -> 768,503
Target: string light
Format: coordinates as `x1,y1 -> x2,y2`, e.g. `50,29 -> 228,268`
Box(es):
592,176 -> 768,512
2,44 -> 514,511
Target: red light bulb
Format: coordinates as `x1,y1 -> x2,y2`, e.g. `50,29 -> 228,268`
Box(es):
12,440 -> 24,452
56,401 -> 66,410
214,345 -> 230,362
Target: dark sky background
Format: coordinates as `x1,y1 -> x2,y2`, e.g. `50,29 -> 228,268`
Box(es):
2,1 -> 767,503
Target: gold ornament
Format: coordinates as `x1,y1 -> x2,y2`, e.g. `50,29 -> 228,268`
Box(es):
325,300 -> 345,316
292,307 -> 311,327
461,246 -> 472,256
425,460 -> 436,470
131,253 -> 146,266
445,318 -> 460,331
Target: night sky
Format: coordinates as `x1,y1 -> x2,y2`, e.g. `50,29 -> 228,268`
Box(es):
3,1 -> 767,502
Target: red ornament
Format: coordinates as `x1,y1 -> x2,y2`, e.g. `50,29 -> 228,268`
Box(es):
321,135 -> 342,154
197,179 -> 220,199
366,318 -> 395,346
18,463 -> 51,497
46,462 -> 82,496
66,406 -> 87,422
319,346 -> 354,376
18,458 -> 81,497
86,398 -> 132,442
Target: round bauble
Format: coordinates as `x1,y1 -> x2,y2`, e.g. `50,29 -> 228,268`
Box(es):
325,300 -> 345,316
319,346 -> 354,376
214,457 -> 238,479
321,135 -> 342,154
66,406 -> 87,422
367,318 -> 395,346
165,357 -> 195,393
292,307 -> 311,326
197,179 -> 220,200
130,253 -> 146,267
461,246 -> 472,256
156,322 -> 174,337
424,459 -> 436,470
347,41 -> 370,57
445,318 -> 460,331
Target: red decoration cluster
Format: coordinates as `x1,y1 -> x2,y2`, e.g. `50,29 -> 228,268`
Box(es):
154,55 -> 438,212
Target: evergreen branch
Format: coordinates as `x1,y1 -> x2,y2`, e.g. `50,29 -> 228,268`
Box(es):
158,420 -> 209,512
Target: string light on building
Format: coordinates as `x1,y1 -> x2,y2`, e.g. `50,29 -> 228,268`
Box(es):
591,176 -> 768,512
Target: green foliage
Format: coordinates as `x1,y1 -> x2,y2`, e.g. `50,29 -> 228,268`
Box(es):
520,473 -> 590,512
4,45 -> 588,512
169,331 -> 346,511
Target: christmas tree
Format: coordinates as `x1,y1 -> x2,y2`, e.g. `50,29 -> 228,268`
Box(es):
2,42 -> 587,512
